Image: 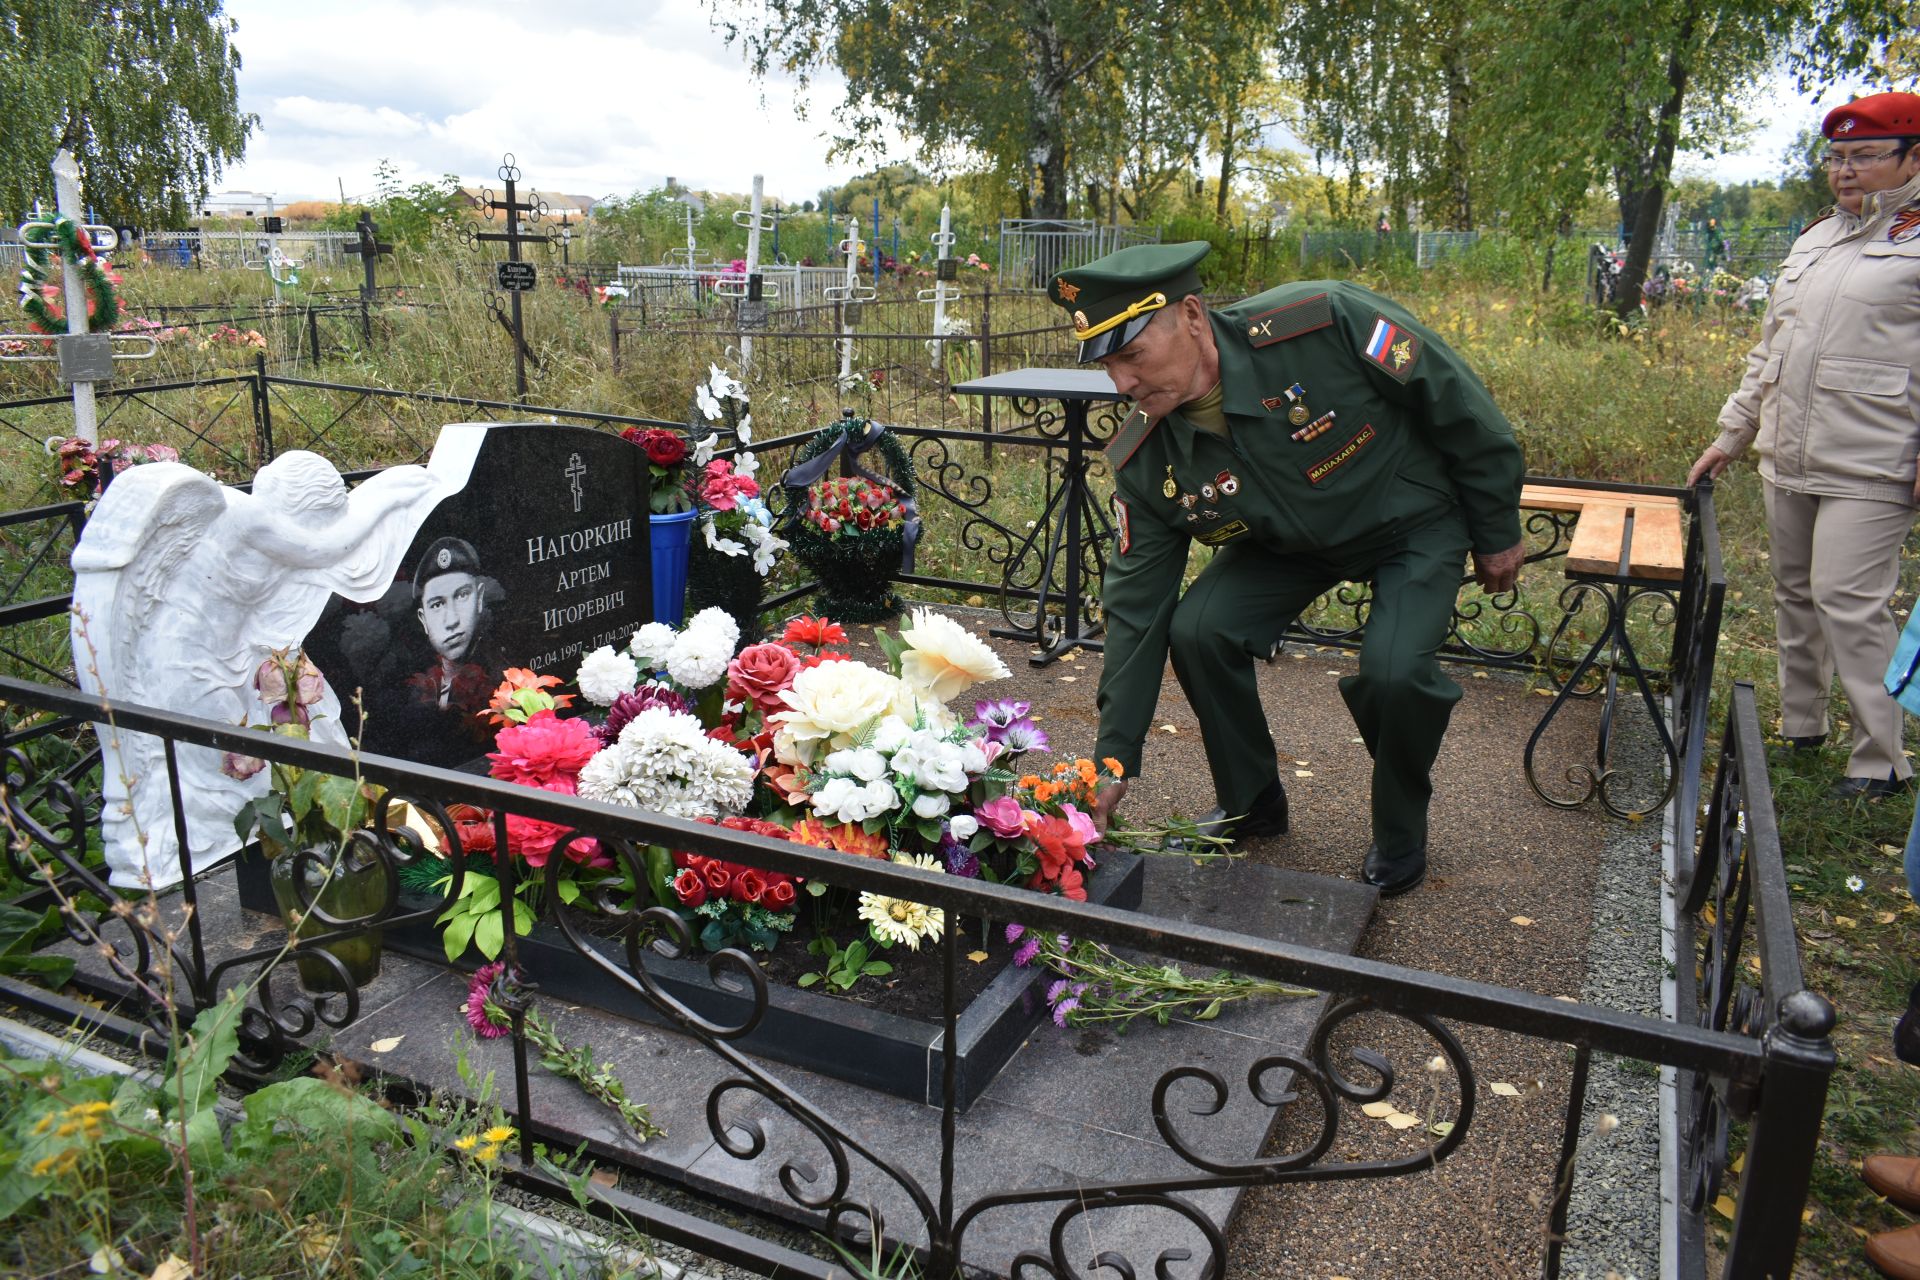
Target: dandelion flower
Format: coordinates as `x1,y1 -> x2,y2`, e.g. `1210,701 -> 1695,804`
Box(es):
474,1144 -> 500,1163
454,1134 -> 479,1151
484,1125 -> 515,1144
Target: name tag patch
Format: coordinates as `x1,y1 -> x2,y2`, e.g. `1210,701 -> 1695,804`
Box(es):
1305,423 -> 1376,484
1195,518 -> 1249,546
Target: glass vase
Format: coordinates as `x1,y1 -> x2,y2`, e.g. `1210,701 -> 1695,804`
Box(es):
267,840 -> 386,993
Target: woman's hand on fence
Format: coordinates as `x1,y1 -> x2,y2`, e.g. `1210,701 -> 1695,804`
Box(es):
1687,445 -> 1732,487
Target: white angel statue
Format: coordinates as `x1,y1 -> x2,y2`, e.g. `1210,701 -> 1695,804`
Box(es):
71,442 -> 480,889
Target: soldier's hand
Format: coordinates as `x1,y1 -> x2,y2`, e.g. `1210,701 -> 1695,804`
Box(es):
1092,777 -> 1129,837
1472,541 -> 1525,595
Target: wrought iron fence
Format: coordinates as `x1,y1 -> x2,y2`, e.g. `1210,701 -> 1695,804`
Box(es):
0,652 -> 1833,1277
995,220 -> 1161,291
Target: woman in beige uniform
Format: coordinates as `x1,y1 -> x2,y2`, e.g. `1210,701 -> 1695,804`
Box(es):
1689,91 -> 1920,799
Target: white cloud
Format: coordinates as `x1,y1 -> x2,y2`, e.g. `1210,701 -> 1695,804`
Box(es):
216,0 -> 910,206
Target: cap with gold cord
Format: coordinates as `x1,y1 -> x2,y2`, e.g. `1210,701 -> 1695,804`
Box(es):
1047,241 -> 1212,363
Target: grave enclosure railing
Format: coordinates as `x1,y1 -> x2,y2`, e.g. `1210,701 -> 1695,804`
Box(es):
0,660 -> 1831,1277
0,370 -> 1825,1275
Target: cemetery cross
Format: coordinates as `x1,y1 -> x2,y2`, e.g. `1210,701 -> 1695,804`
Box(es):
460,153 -> 556,399
341,211 -> 394,341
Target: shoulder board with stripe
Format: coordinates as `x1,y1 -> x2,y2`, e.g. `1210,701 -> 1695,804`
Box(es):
1243,292 -> 1333,348
1104,408 -> 1158,470
1797,208 -> 1836,239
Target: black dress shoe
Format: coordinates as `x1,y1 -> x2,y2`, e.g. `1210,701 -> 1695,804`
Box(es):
1362,842 -> 1428,896
1832,773 -> 1911,800
1785,734 -> 1828,751
1179,780 -> 1290,847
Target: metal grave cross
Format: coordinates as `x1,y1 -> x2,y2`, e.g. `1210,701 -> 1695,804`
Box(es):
340,211 -> 395,341
725,174 -> 779,375
460,152 -> 556,398
0,152 -> 158,444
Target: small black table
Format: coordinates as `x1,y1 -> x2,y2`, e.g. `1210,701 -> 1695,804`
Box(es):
950,368 -> 1131,667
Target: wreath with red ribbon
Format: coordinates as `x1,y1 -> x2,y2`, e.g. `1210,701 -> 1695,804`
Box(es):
17,215 -> 119,335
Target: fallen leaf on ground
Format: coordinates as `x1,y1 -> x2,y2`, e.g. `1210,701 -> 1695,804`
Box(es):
1295,770 -> 1314,778
1471,671 -> 1489,679
967,950 -> 989,963
1360,1101 -> 1398,1119
147,1257 -> 192,1280
1430,1121 -> 1455,1137
1490,1082 -> 1521,1097
1510,916 -> 1534,927
1160,724 -> 1179,733
1877,912 -> 1898,925
1712,1195 -> 1737,1220
1835,916 -> 1857,929
589,1168 -> 618,1188
1384,1112 -> 1422,1130
1058,675 -> 1077,682
369,1036 -> 405,1053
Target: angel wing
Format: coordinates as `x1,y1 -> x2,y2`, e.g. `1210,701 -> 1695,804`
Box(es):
70,463 -> 228,710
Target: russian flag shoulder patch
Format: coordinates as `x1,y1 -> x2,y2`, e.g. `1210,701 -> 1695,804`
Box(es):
1361,314 -> 1422,382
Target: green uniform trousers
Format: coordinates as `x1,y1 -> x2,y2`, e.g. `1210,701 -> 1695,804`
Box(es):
1166,508 -> 1471,856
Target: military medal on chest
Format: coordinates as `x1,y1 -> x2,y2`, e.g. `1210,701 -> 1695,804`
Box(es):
1292,408 -> 1337,443
1162,465 -> 1178,500
1284,383 -> 1310,426
1215,468 -> 1239,496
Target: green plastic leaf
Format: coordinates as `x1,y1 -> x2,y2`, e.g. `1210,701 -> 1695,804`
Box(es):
474,911 -> 504,960
862,961 -> 892,977
442,912 -> 477,963
797,973 -> 822,987
556,879 -> 581,904
469,876 -> 502,912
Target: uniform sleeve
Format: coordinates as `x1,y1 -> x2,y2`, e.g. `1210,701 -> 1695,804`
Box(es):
1337,288 -> 1525,555
1092,469 -> 1189,778
1711,337 -> 1767,459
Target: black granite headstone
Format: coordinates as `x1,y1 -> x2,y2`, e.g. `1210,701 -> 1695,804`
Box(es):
305,423 -> 653,768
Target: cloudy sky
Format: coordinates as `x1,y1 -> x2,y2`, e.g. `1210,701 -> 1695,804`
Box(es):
217,1 -> 1864,209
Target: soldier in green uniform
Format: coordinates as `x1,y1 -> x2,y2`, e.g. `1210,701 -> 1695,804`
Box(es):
1052,241 -> 1525,895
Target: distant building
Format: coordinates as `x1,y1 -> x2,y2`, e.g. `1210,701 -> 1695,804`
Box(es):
197,191 -> 277,219
453,187 -> 599,221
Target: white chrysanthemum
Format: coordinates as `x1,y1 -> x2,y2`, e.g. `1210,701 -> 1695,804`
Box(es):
812,776 -> 899,824
857,853 -> 946,951
666,625 -> 731,690
773,661 -> 903,763
897,609 -> 1010,703
576,645 -> 640,707
628,622 -> 677,667
577,707 -> 754,818
686,607 -> 740,653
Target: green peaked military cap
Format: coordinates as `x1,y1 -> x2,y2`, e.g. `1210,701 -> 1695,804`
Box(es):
1048,240 -> 1212,362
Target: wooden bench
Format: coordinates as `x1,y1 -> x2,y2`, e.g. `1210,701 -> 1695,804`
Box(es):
1520,483 -> 1686,582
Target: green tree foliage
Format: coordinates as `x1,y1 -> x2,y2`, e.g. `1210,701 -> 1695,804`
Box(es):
0,0 -> 255,224
708,0 -> 1280,221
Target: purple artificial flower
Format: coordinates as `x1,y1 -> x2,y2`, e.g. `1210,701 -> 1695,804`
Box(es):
1013,937 -> 1041,967
599,683 -> 690,744
1005,921 -> 1026,943
1051,997 -> 1080,1027
997,719 -> 1050,755
940,834 -> 981,879
969,698 -> 1031,733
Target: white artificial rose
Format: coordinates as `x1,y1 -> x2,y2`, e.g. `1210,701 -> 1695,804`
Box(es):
774,661 -> 903,757
911,792 -> 951,819
871,715 -> 913,755
948,814 -> 979,842
824,746 -> 888,782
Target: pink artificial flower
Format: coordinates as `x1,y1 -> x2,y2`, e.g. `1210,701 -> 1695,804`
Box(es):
487,709 -> 599,788
464,961 -> 517,1039
1060,803 -> 1099,851
974,795 -> 1026,840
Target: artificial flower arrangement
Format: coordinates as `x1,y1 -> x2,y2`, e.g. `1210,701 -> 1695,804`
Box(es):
412,605 -> 1122,997
48,436 -> 179,492
780,413 -> 919,624
686,363 -> 786,580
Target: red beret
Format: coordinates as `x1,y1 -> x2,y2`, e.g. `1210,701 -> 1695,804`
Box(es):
1823,92 -> 1920,140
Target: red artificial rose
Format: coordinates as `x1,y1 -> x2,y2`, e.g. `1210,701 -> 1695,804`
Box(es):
766,879 -> 797,909
733,869 -> 767,904
642,429 -> 686,466
672,867 -> 709,907
727,642 -> 801,711
702,864 -> 732,895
